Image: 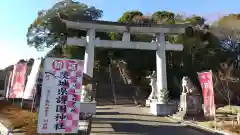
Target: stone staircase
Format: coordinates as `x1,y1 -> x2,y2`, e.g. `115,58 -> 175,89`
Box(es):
96,83 -> 136,105
94,61 -> 139,106
94,60 -> 150,106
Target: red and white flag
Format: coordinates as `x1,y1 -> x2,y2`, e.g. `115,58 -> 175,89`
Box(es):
7,63 -> 27,98
197,70 -> 216,118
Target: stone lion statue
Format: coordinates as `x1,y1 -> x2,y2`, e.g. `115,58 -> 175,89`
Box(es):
182,76 -> 199,95
146,71 -> 158,100
81,84 -> 92,102
180,76 -> 202,114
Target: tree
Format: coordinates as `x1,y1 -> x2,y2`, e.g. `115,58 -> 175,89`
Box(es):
18,59 -> 26,63
27,58 -> 35,65
185,15 -> 205,25
109,11 -> 144,41
217,14 -> 240,30
214,14 -> 240,40
118,11 -> 143,23
152,11 -> 175,24
26,0 -> 103,51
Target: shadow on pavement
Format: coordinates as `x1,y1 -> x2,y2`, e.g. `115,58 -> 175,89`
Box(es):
91,116 -> 217,135
96,107 -> 113,110
93,117 -> 180,124
96,111 -> 165,117
92,105 -> 220,135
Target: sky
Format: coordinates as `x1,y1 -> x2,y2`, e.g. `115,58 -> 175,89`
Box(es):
0,0 -> 239,69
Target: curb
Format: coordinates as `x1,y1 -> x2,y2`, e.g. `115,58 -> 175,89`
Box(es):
167,116 -> 230,135
0,122 -> 25,135
0,122 -> 11,135
182,121 -> 229,135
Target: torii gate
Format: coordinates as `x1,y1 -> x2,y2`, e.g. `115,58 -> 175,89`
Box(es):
62,19 -> 187,107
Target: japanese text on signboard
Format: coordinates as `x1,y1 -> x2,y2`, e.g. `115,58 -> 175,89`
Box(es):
37,58 -> 84,134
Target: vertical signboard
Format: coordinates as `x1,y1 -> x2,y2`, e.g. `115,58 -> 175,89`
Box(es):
37,58 -> 84,134
7,63 -> 27,98
23,59 -> 42,99
197,70 -> 216,118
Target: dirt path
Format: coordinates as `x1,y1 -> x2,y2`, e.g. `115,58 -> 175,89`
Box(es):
90,105 -> 216,135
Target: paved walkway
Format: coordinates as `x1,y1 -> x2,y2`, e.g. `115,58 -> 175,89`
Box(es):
90,105 -> 216,135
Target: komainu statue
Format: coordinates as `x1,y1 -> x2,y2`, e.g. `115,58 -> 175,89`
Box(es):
145,71 -> 158,107
146,71 -> 158,100
182,76 -> 199,95
81,84 -> 92,102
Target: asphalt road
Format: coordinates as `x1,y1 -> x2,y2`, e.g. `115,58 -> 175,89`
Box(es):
90,105 -> 216,135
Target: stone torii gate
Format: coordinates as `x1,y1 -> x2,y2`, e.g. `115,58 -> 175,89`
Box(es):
61,19 -> 188,114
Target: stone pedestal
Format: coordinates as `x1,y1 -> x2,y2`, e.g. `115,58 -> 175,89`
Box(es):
178,94 -> 202,116
80,101 -> 96,114
179,94 -> 187,111
146,99 -> 158,107
79,101 -> 96,132
150,102 -> 176,116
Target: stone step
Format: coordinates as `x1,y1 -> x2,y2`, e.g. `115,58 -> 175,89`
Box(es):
97,98 -> 134,105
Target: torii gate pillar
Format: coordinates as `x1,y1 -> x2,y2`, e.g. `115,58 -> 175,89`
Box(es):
84,29 -> 95,77
156,33 -> 167,94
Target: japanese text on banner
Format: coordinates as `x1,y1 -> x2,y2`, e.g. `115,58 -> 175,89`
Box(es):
37,58 -> 84,134
7,63 -> 27,98
197,70 -> 216,118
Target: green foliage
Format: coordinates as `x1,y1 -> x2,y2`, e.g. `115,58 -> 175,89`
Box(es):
185,15 -> 205,25
109,11 -> 145,41
26,11 -> 67,50
62,46 -> 85,59
152,11 -> 175,24
160,88 -> 170,103
117,11 -> 143,23
28,1 -> 105,59
26,0 -> 103,52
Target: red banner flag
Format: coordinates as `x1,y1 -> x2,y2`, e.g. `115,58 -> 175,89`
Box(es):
197,70 -> 216,118
8,63 -> 27,98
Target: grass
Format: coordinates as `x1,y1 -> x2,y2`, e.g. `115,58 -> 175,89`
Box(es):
197,105 -> 240,134
217,105 -> 240,114
0,100 -> 38,135
0,100 -> 88,135
0,100 -> 62,135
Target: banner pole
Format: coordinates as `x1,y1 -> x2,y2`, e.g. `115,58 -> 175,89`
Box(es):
227,81 -> 231,110
20,90 -> 25,108
11,65 -> 16,105
20,98 -> 24,108
3,74 -> 8,99
214,115 -> 217,131
31,87 -> 37,112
